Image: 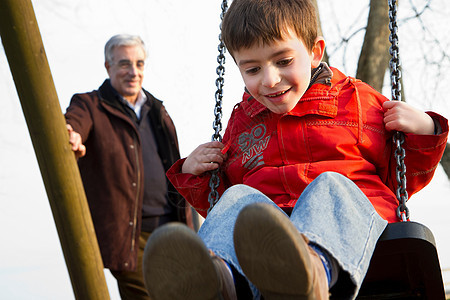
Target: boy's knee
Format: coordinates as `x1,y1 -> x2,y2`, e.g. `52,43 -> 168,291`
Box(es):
225,184 -> 253,193
315,171 -> 346,185
220,184 -> 272,207
222,184 -> 260,199
310,172 -> 360,197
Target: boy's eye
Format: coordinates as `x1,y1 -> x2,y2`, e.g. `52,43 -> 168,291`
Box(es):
278,58 -> 293,66
245,67 -> 260,74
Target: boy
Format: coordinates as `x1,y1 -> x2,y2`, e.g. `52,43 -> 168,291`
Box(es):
143,0 -> 448,299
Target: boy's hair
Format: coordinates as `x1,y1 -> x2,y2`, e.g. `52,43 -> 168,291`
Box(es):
222,0 -> 318,56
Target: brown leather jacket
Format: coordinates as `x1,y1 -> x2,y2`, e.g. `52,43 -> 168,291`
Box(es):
65,80 -> 193,271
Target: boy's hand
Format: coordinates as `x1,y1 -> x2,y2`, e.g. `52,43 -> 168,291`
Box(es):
66,124 -> 86,158
383,101 -> 434,135
182,141 -> 227,175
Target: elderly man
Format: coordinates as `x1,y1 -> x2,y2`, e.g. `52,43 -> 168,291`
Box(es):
65,34 -> 193,299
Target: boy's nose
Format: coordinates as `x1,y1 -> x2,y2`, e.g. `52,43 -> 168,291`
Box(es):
262,67 -> 281,88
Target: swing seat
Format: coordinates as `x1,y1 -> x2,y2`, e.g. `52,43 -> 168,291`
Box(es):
353,221 -> 445,299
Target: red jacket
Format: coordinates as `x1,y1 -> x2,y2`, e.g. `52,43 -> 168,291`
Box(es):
167,67 -> 448,223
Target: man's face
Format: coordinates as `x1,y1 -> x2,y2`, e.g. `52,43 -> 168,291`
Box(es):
105,45 -> 145,104
234,31 -> 322,114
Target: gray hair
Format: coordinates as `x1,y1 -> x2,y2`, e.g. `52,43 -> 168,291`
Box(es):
104,34 -> 147,64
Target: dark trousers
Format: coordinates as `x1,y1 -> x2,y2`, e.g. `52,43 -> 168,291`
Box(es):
111,231 -> 151,300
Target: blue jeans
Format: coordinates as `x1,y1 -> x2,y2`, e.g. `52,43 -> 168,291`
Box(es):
198,172 -> 387,300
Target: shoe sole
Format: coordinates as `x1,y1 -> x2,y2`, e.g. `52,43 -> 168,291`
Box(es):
234,203 -> 314,300
143,223 -> 222,300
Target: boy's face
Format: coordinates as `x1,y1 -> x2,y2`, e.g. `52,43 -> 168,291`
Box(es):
234,31 -> 323,114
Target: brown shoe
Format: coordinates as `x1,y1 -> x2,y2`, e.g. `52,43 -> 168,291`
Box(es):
143,222 -> 237,300
234,203 -> 329,300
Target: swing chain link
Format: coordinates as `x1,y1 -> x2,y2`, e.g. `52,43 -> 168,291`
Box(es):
208,0 -> 228,214
388,0 -> 409,222
394,132 -> 409,221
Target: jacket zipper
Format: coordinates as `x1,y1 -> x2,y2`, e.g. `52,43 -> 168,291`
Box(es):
307,64 -> 324,90
99,96 -> 142,256
130,137 -> 141,253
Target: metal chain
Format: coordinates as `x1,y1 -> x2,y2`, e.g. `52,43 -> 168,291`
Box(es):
208,0 -> 228,214
388,0 -> 409,222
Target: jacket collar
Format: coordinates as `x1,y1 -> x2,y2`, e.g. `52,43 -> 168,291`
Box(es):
308,62 -> 333,89
98,79 -> 130,114
98,79 -> 156,123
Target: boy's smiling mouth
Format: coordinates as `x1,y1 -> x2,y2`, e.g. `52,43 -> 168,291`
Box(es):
266,88 -> 290,98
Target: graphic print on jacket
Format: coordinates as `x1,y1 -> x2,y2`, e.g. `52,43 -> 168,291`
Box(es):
239,124 -> 271,169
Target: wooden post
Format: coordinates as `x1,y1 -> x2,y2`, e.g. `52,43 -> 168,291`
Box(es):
0,0 -> 110,299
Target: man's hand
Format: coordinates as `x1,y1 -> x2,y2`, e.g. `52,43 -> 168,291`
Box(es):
66,124 -> 86,158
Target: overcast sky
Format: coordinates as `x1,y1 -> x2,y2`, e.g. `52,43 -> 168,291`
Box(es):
1,0 -> 449,298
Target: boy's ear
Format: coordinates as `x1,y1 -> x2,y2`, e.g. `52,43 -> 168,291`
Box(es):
311,36 -> 325,68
